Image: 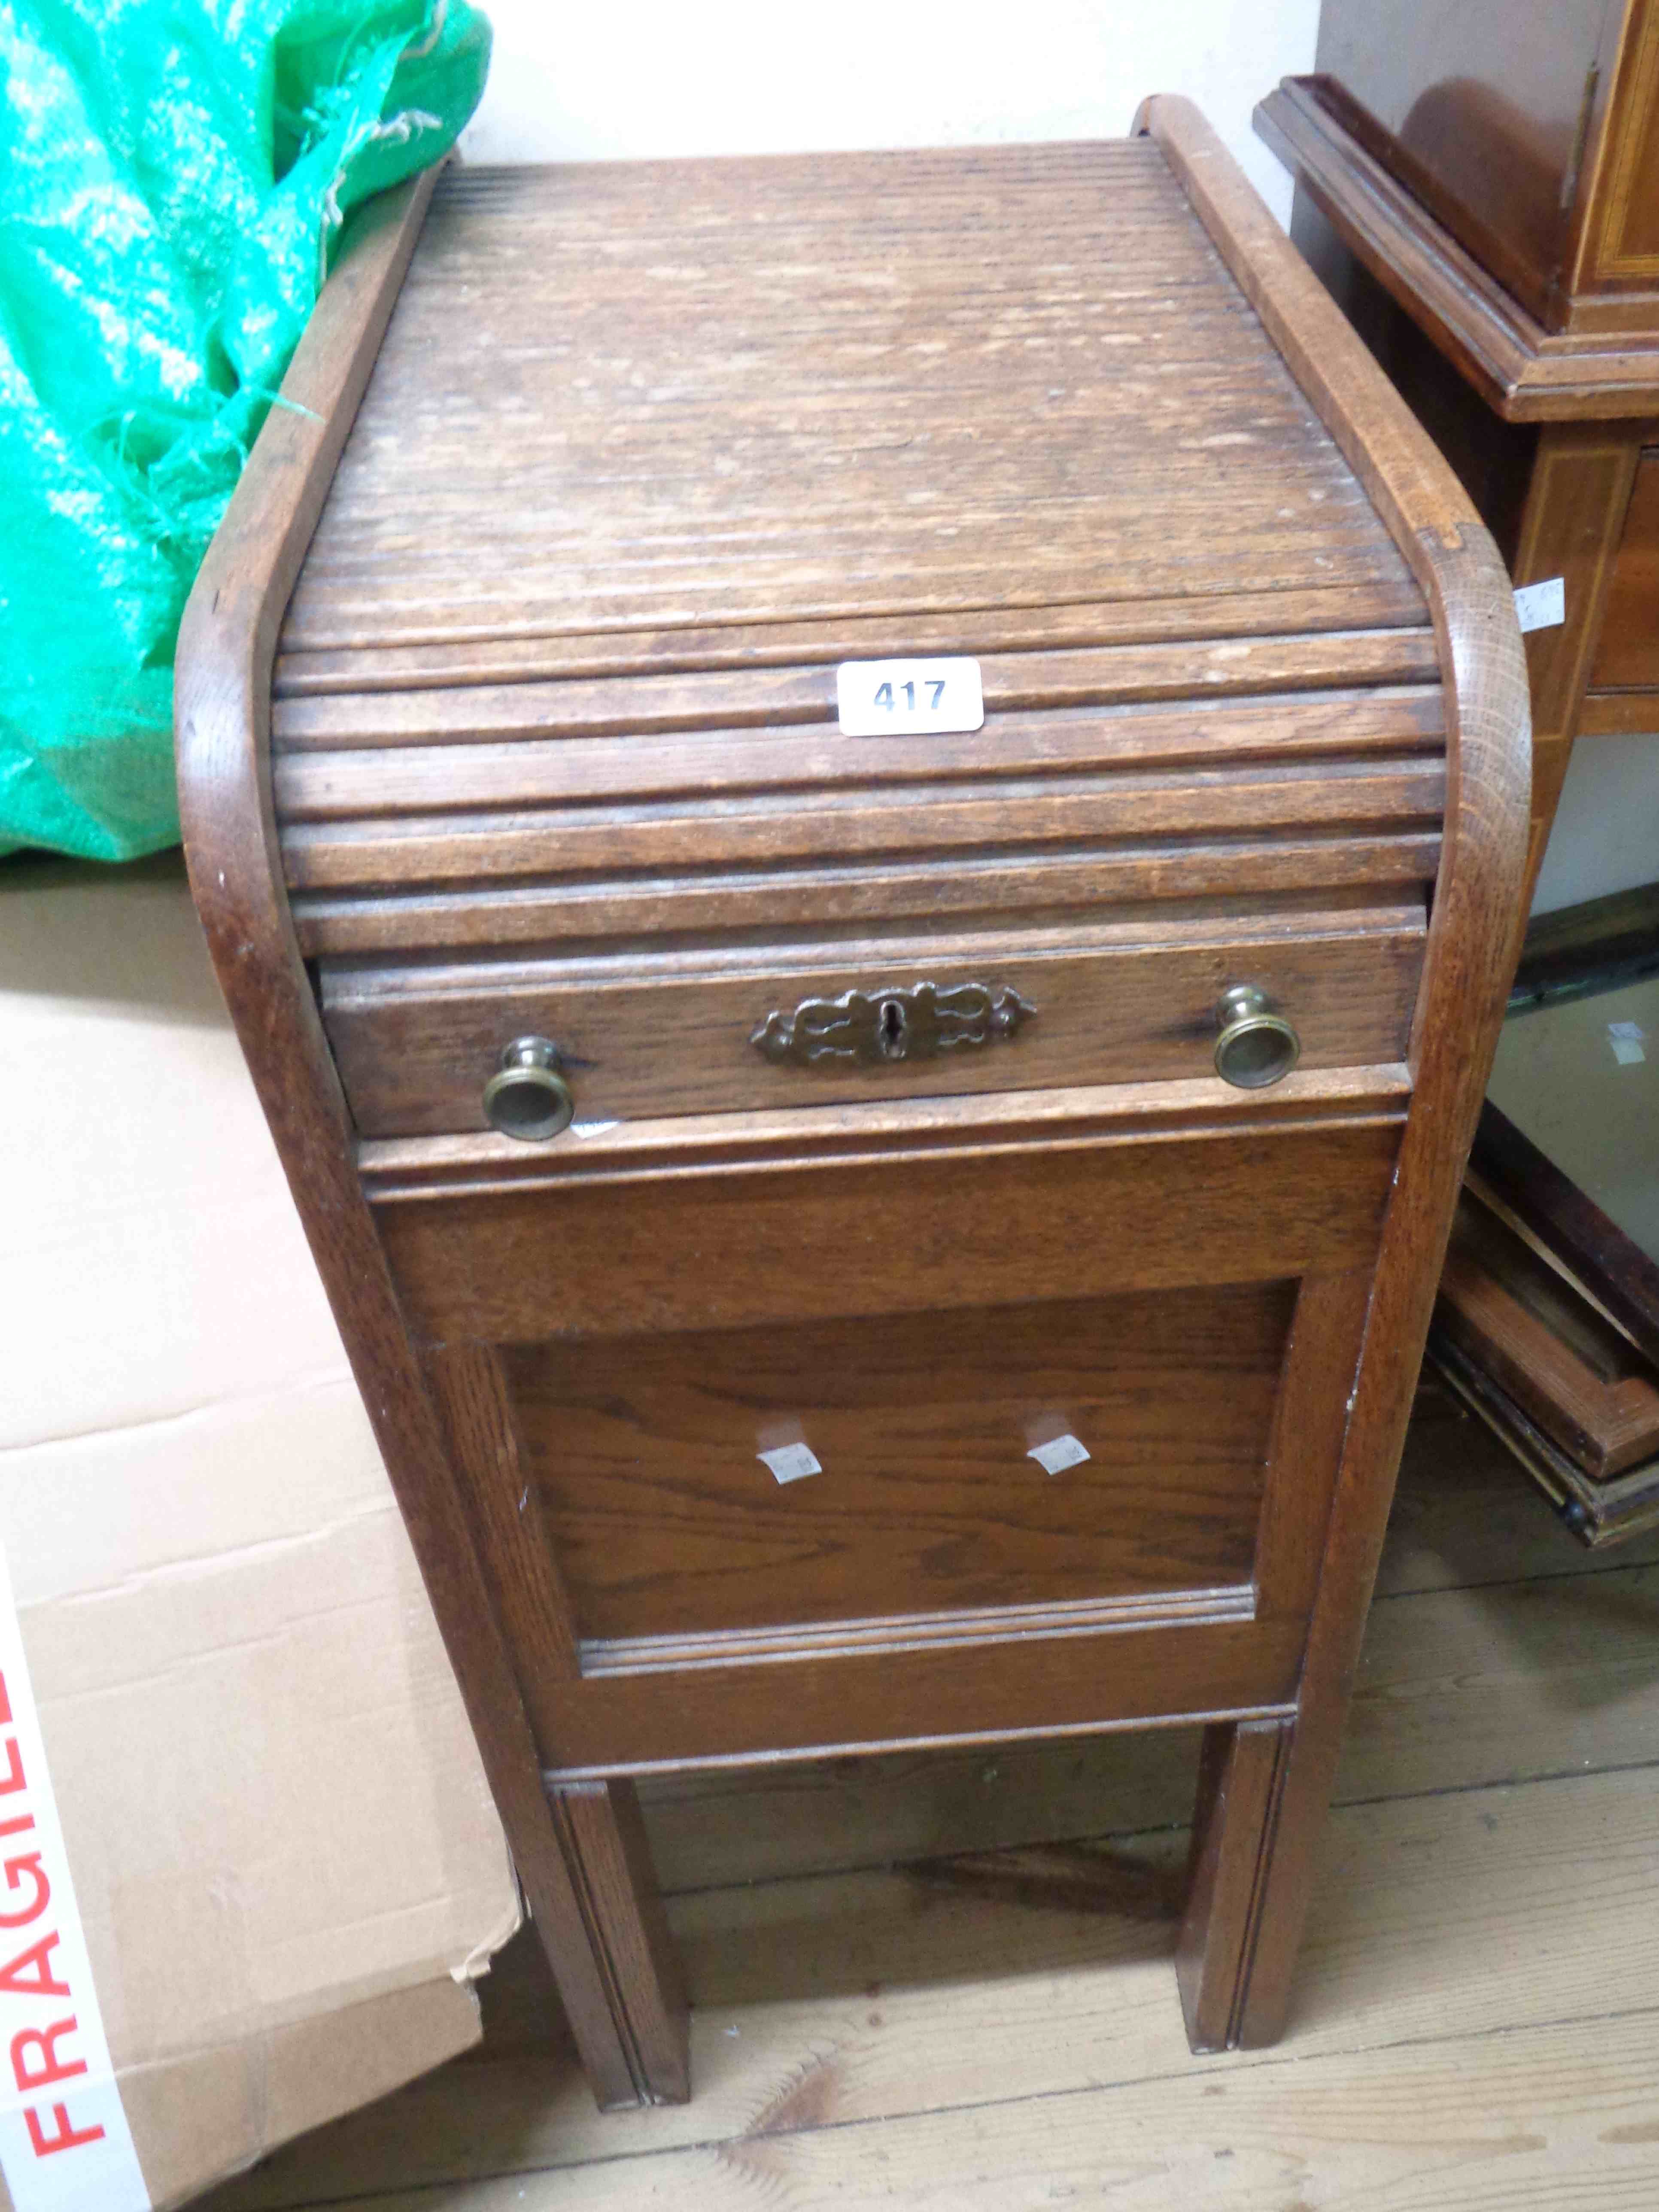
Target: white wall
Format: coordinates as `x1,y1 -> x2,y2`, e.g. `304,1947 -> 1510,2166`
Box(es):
1531,735 -> 1659,917
459,1 -> 1320,227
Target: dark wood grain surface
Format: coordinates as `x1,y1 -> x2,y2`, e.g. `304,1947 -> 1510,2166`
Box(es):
1258,15 -> 1659,917
291,833 -> 1446,962
1258,73 -> 1658,894
1177,1715 -> 1296,2050
354,1062 -> 1412,1198
272,636 -> 1442,754
1580,7 -> 1659,304
1507,421 -> 1646,887
277,682 -> 1445,811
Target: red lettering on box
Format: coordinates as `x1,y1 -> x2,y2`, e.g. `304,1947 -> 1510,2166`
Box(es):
0,1854 -> 49,1931
0,1739 -> 24,1799
0,1933 -> 69,2001
11,2019 -> 85,2094
23,2103 -> 104,2159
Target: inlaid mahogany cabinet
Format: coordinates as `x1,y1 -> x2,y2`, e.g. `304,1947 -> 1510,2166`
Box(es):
176,100 -> 1529,2107
1258,2 -> 1659,891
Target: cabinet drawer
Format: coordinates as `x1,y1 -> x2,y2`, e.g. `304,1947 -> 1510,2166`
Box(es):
324,907 -> 1424,1136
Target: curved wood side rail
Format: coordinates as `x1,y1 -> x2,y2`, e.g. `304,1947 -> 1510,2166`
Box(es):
1139,93 -> 1531,2043
172,172 -> 683,2110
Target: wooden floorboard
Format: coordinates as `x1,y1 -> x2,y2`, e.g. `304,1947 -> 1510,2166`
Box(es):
201,1392 -> 1659,2212
303,2018 -> 1659,2212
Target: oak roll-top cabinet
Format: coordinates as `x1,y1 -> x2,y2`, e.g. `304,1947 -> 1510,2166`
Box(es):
176,101 -> 1529,2111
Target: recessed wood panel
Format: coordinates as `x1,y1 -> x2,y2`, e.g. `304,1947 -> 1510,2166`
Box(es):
1588,447 -> 1659,689
504,1287 -> 1295,1646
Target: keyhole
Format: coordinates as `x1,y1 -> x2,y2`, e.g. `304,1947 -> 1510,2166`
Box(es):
877,997 -> 908,1059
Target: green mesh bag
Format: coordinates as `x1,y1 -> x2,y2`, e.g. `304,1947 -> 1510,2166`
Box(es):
0,0 -> 490,860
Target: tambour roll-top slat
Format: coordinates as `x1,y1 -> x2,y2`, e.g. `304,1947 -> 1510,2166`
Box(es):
275,145 -> 1422,653
268,140 -> 1449,1131
276,632 -> 1446,969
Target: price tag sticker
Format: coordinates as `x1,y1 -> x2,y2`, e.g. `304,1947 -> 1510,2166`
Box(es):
758,1441 -> 822,1486
1514,576 -> 1565,633
836,656 -> 984,737
1027,1433 -> 1091,1477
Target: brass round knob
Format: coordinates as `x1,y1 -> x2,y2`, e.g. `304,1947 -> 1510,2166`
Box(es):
1213,984 -> 1300,1091
482,1036 -> 575,1142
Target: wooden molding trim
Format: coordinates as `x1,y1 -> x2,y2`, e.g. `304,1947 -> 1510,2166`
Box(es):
542,1709 -> 1307,1786
580,1584 -> 1257,1680
171,170 -> 658,2112
1253,77 -> 1659,421
357,1065 -> 1413,1203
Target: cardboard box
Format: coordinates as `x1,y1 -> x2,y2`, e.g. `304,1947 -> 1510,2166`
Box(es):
0,854 -> 520,2211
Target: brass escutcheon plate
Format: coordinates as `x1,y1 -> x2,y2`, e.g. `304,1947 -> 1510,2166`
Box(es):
750,980 -> 1037,1070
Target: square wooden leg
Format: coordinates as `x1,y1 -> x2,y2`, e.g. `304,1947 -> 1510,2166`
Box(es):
545,1777 -> 690,2108
1176,1717 -> 1296,2052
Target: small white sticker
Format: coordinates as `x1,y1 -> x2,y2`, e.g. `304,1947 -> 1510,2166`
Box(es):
1514,576 -> 1565,632
1610,1020 -> 1647,1066
570,1120 -> 620,1139
758,1441 -> 822,1485
836,657 -> 984,737
1027,1434 -> 1091,1477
